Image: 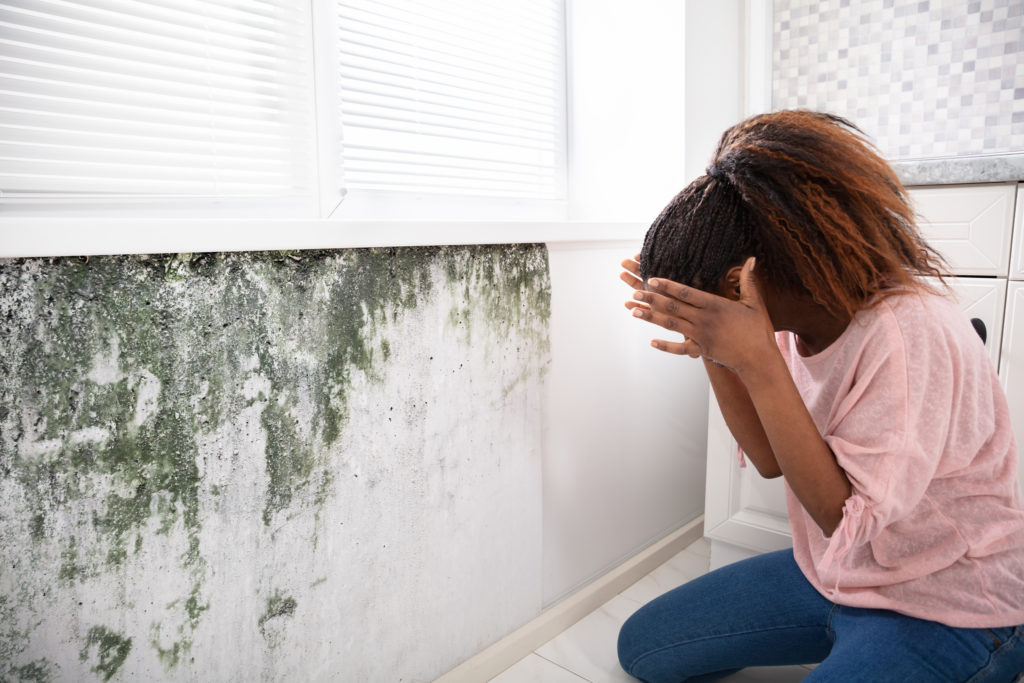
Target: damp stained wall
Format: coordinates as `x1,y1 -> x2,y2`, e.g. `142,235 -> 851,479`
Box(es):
0,245 -> 550,682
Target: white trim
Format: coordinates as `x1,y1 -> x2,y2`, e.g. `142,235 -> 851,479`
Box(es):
0,219 -> 648,258
743,0 -> 773,117
433,516 -> 704,683
310,0 -> 346,218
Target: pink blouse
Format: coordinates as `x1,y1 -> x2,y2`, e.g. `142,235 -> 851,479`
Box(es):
778,290 -> 1024,628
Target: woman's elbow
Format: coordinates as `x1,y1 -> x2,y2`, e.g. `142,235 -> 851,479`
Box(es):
752,461 -> 783,479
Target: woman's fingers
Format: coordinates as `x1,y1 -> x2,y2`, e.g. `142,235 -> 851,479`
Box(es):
628,287 -> 702,339
620,255 -> 644,290
620,269 -> 644,290
632,288 -> 703,320
647,278 -> 710,309
629,301 -> 696,338
623,269 -> 725,361
650,338 -> 703,357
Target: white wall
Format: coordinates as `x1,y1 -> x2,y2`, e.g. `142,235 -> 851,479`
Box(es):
544,0 -> 748,605
567,0 -> 688,223
684,0 -> 748,179
543,241 -> 709,604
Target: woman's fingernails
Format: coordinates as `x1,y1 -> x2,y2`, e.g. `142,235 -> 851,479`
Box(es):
633,309 -> 645,318
648,279 -> 661,289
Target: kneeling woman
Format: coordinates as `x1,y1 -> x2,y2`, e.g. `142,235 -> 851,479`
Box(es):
618,111 -> 1024,682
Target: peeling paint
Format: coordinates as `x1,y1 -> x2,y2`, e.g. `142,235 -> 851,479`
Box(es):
0,245 -> 550,680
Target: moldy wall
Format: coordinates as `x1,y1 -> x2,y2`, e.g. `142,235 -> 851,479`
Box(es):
0,245 -> 550,682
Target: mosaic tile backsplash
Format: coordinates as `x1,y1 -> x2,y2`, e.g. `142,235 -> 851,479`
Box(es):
773,0 -> 1024,160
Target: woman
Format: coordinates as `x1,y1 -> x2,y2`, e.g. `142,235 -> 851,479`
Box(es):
617,110 -> 1024,682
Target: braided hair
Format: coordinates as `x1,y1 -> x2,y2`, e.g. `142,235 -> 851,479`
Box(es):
639,110 -> 947,319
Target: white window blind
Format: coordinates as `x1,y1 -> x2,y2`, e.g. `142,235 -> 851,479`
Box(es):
335,0 -> 566,200
0,0 -> 320,202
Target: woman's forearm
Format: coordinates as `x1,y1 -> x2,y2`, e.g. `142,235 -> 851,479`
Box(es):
705,359 -> 782,478
738,352 -> 852,537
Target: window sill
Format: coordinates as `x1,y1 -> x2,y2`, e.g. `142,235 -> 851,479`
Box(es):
0,219 -> 649,258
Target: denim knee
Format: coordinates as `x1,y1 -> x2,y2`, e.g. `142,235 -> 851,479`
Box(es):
617,607 -> 648,678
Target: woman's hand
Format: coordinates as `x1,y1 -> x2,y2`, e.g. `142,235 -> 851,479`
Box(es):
624,256 -> 775,376
620,254 -> 705,359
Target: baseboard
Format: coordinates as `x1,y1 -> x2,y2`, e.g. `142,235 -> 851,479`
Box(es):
434,515 -> 705,683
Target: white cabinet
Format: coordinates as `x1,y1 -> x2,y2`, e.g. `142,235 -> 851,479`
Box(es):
704,399 -> 791,555
705,182 -> 1024,565
1001,282 -> 1024,493
1014,186 -> 1024,280
944,277 -> 1008,370
912,183 -> 1016,276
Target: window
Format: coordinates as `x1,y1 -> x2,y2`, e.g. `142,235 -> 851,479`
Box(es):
334,0 -> 566,201
1,0 -> 566,222
3,0 -> 692,258
0,0 -> 323,215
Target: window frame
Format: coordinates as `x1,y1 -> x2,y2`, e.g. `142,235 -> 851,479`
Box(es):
0,0 -> 713,258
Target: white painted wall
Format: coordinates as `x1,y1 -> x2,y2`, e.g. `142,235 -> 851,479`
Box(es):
566,0 -> 688,223
543,241 -> 709,604
684,0 -> 748,180
543,0 -> 748,605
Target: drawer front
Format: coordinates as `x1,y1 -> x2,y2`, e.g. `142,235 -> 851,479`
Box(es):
908,183 -> 1015,277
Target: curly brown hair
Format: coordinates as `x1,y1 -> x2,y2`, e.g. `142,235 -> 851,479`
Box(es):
639,110 -> 947,319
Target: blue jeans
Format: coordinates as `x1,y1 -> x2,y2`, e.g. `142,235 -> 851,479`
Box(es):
617,549 -> 1024,682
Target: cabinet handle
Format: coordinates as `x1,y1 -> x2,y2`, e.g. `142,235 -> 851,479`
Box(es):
971,317 -> 987,345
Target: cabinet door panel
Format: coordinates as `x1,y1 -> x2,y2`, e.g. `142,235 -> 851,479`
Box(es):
999,282 -> 1024,494
909,183 -> 1015,276
704,399 -> 791,553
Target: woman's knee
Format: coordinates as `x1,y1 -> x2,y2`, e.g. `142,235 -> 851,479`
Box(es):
617,597 -> 693,681
617,604 -> 651,678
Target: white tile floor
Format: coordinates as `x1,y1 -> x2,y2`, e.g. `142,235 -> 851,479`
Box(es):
490,538 -> 813,683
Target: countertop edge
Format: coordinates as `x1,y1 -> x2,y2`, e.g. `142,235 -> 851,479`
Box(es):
892,153 -> 1024,186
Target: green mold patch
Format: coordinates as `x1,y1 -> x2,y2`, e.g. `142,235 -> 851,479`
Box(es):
0,245 -> 551,669
0,596 -> 57,682
6,660 -> 56,683
258,591 -> 298,637
80,626 -> 132,682
260,391 -> 316,525
443,245 -> 552,350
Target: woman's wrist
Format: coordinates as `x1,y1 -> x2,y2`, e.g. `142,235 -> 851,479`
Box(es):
733,348 -> 789,394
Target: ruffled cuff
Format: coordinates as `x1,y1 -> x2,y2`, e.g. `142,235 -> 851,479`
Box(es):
820,494 -> 866,569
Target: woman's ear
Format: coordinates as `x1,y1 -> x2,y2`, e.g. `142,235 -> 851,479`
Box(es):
722,265 -> 744,301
